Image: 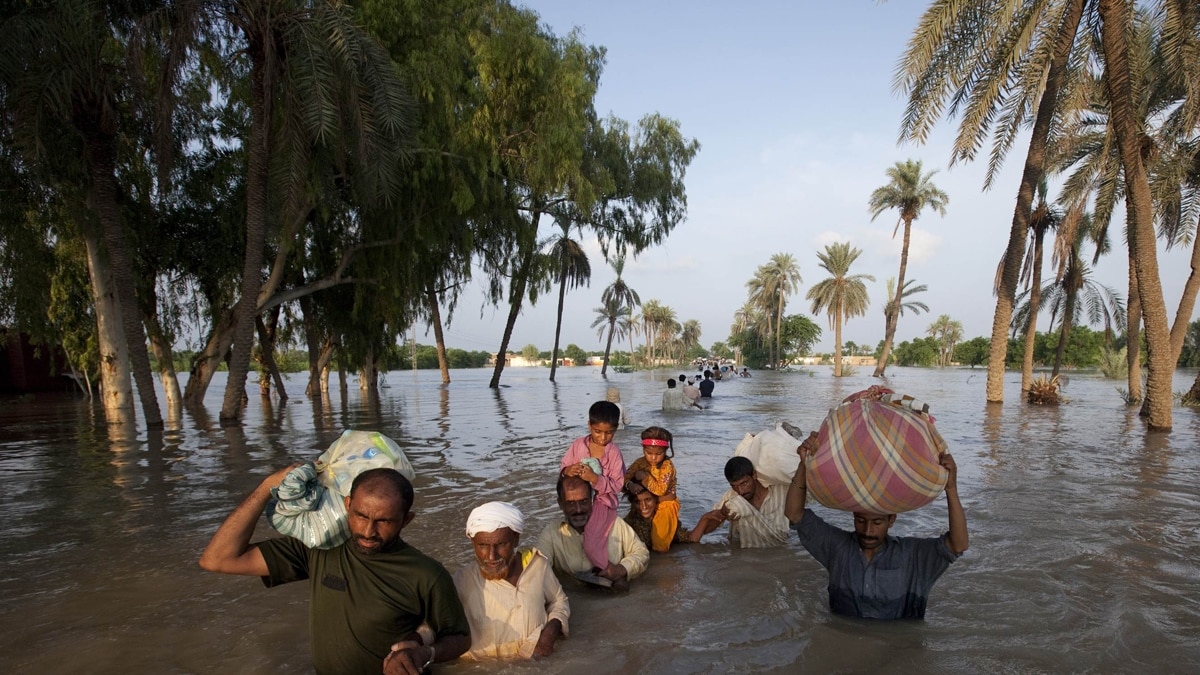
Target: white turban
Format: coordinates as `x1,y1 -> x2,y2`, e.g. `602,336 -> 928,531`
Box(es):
465,501 -> 524,538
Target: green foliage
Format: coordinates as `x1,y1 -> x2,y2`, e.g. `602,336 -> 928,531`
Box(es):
708,341 -> 732,359
953,337 -> 990,368
564,344 -> 587,364
892,337 -> 940,367
521,344 -> 540,362
1180,319 -> 1200,368
395,345 -> 490,370
1098,346 -> 1128,380
729,314 -> 821,369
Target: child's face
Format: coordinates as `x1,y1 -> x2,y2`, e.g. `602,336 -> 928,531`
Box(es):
642,446 -> 667,467
588,422 -> 616,446
634,489 -> 658,519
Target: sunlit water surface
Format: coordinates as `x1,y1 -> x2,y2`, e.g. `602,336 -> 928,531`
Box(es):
2,366 -> 1199,674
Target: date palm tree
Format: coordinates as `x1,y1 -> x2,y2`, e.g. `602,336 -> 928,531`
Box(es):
598,253 -> 641,375
895,0 -> 1091,403
747,253 -> 802,369
546,217 -> 591,382
1017,182 -> 1061,395
806,242 -> 874,376
926,314 -> 964,367
868,159 -> 947,376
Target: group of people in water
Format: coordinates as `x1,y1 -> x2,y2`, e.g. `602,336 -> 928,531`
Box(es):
199,395 -> 968,674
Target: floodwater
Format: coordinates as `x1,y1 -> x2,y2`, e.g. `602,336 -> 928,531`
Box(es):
2,365 -> 1199,674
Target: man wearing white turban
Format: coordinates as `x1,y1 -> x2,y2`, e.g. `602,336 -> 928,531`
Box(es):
451,501 -> 570,659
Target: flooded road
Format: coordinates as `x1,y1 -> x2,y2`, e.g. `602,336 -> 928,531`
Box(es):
2,366 -> 1199,673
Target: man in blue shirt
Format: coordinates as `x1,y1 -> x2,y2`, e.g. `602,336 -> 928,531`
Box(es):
784,432 -> 969,619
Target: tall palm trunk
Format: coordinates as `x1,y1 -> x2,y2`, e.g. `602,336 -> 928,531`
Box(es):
1126,257 -> 1143,403
549,270 -> 569,382
986,0 -> 1085,402
775,295 -> 784,369
489,226 -> 539,389
82,127 -> 163,428
1021,229 -> 1047,395
874,216 -> 913,376
427,284 -> 451,384
1101,0 -> 1174,430
1051,283 -> 1078,377
83,233 -> 134,424
1167,221 -> 1200,362
255,313 -> 287,400
601,317 -> 617,376
833,298 -> 844,377
221,37 -> 272,425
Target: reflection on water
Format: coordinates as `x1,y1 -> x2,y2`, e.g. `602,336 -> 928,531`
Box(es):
2,367 -> 1199,673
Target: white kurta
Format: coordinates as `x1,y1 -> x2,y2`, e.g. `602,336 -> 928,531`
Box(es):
452,549 -> 570,660
535,518 -> 649,580
714,483 -> 790,548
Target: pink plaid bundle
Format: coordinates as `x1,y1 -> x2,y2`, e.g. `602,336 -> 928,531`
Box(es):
806,388 -> 948,514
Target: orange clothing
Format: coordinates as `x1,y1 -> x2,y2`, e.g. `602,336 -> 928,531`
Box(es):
626,457 -> 680,552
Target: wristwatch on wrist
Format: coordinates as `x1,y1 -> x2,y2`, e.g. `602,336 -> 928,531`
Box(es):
420,646 -> 436,672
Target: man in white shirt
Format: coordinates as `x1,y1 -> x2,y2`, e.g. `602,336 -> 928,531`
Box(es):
536,476 -> 649,591
689,457 -> 789,547
451,502 -> 569,659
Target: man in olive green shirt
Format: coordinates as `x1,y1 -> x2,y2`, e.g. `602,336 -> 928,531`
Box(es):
200,466 -> 469,674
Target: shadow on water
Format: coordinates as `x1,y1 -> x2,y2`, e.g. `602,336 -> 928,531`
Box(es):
1,367 -> 1199,673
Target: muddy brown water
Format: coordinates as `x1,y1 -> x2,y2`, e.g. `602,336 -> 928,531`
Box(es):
2,366 -> 1199,674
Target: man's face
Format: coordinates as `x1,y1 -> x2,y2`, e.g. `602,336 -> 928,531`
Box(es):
633,489 -> 658,519
729,473 -> 759,502
853,512 -> 897,551
470,527 -> 520,581
559,482 -> 594,532
343,490 -> 412,556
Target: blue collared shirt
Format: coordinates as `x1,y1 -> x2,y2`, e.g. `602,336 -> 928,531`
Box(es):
793,508 -> 960,619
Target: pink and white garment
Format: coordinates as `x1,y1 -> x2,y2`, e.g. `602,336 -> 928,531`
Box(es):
560,436 -> 627,569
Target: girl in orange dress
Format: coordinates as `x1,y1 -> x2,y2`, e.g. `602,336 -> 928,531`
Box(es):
624,426 -> 682,552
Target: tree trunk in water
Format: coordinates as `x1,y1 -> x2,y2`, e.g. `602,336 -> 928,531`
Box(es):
1167,220 -> 1200,361
775,296 -> 784,371
833,311 -> 844,377
83,233 -> 135,425
255,314 -> 288,401
221,37 -> 272,425
1126,257 -> 1143,404
83,129 -> 162,428
874,217 -> 913,376
427,285 -> 451,384
601,318 -> 617,376
184,311 -> 235,405
986,0 -> 1085,402
1051,292 -> 1076,378
145,308 -> 182,421
1184,369 -> 1200,405
549,272 -> 568,382
301,295 -> 324,398
360,344 -> 377,392
489,241 -> 537,388
1021,232 -> 1046,396
1101,0 -> 1174,430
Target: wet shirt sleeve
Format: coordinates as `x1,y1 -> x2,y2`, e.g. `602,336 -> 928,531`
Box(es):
425,565 -> 471,640
791,508 -> 850,570
256,536 -> 312,588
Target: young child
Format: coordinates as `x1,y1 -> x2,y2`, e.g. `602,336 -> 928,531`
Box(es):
623,483 -> 659,549
624,426 -> 682,552
560,401 -> 627,572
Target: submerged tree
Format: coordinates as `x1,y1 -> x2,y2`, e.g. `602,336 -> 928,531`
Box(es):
868,159 -> 948,377
807,242 -> 874,376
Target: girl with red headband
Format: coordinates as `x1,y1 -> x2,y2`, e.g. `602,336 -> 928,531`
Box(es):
624,427 -> 685,552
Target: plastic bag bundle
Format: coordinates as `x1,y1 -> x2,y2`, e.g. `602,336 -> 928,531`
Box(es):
733,424 -> 806,487
806,388 -> 948,514
267,430 -> 415,548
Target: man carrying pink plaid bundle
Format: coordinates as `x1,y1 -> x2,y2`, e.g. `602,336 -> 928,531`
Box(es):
784,431 -> 969,620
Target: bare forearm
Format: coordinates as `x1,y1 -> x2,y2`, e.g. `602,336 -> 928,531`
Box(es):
430,633 -> 470,663
785,463 -> 807,524
945,486 -> 968,554
199,482 -> 273,575
689,511 -> 724,540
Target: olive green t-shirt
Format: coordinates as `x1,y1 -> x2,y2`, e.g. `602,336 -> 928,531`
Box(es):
257,537 -> 469,675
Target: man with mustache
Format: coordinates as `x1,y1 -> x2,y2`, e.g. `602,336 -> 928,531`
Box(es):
536,475 -> 649,591
449,502 -> 569,659
199,467 -> 470,674
785,432 -> 969,619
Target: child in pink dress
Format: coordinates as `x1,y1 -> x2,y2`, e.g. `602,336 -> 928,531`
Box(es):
560,400 -> 627,572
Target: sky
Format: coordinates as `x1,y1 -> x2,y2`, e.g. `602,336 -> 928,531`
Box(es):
426,0 -> 1192,357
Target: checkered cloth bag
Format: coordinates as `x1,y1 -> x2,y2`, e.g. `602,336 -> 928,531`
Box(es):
806,388 -> 948,514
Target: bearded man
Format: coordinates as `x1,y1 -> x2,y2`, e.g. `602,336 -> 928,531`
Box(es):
450,502 -> 569,659
199,466 -> 470,674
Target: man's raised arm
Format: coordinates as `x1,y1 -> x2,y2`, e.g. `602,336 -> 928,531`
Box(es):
785,432 -> 818,524
941,453 -> 969,555
199,464 -> 297,576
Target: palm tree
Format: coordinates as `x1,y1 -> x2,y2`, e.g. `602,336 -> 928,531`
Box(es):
679,319 -> 702,360
592,297 -> 629,375
599,253 -> 641,375
895,0 -> 1090,403
868,160 -> 948,377
885,278 -> 931,319
639,299 -> 675,366
546,217 -> 591,382
806,242 -> 874,376
926,315 -> 964,367
747,253 -> 802,369
1015,182 -> 1061,395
